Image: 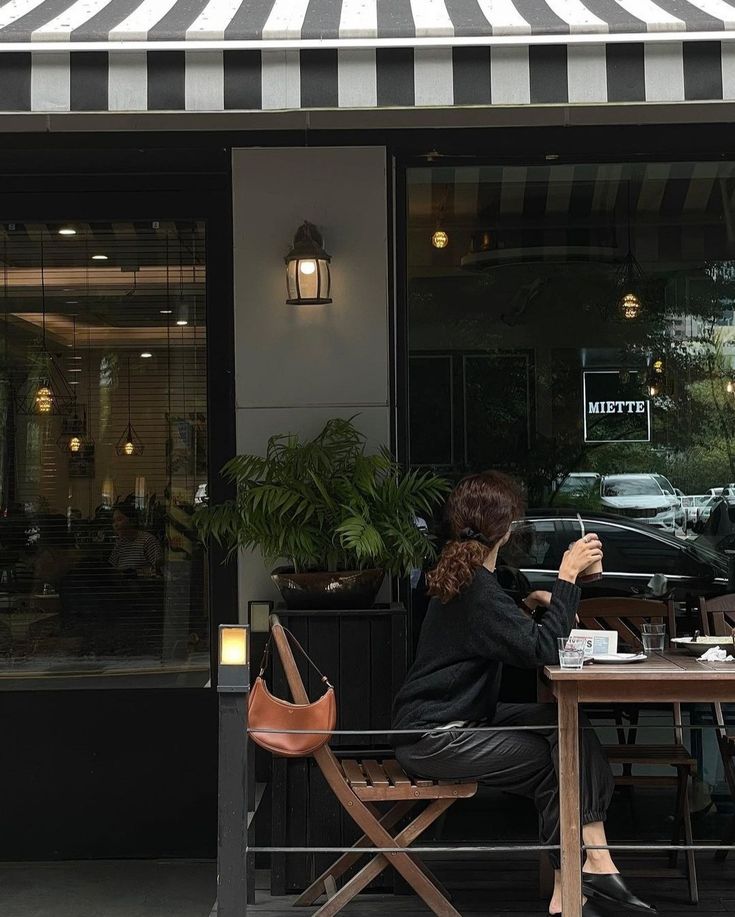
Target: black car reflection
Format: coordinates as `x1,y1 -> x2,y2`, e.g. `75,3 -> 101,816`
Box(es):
500,510 -> 728,601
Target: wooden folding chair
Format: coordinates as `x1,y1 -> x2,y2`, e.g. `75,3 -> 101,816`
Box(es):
266,615 -> 478,917
578,598 -> 698,903
697,594 -> 735,861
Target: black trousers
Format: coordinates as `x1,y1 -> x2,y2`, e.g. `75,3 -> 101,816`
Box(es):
395,703 -> 615,868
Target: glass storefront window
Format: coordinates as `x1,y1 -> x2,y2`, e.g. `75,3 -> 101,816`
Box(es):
406,161 -> 735,596
0,222 -> 208,687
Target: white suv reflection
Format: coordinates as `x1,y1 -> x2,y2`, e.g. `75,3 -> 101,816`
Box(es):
600,473 -> 681,532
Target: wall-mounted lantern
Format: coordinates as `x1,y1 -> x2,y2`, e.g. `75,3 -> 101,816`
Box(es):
285,221 -> 332,305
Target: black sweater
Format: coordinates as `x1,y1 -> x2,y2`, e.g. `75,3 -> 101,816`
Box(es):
391,567 -> 581,743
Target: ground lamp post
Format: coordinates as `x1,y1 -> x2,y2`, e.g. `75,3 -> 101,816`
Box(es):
217,624 -> 250,916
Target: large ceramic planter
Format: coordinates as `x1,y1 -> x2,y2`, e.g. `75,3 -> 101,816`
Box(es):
271,567 -> 385,610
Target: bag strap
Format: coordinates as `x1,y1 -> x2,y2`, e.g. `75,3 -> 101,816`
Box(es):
257,626 -> 333,689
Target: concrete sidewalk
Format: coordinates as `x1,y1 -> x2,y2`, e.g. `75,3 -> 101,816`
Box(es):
0,860 -> 216,917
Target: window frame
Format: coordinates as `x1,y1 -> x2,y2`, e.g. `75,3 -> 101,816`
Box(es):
0,183 -> 236,689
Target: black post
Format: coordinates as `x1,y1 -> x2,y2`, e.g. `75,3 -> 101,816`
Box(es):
217,625 -> 250,916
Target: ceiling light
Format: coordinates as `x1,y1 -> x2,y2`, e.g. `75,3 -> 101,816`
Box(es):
176,319 -> 188,326
58,227 -> 76,236
91,254 -> 108,261
65,300 -> 79,304
68,368 -> 82,373
140,352 -> 152,358
160,309 -> 172,314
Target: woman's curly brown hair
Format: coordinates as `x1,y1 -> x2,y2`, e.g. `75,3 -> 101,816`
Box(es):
426,471 -> 524,604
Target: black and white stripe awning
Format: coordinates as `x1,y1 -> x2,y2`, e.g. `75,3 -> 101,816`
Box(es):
2,0 -> 735,113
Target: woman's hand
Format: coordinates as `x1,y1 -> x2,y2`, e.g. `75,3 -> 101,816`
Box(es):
524,590 -> 553,610
558,534 -> 603,584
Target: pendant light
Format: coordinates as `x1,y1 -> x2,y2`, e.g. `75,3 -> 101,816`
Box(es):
57,315 -> 87,454
115,356 -> 143,456
431,183 -> 450,249
1,241 -> 9,397
16,238 -> 74,416
616,182 -> 646,321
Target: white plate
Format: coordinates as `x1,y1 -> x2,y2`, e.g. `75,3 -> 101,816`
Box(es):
671,636 -> 735,656
592,653 -> 648,664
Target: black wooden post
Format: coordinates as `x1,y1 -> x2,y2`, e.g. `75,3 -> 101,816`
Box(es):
217,625 -> 250,917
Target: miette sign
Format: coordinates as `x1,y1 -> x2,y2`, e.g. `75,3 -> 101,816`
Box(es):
583,371 -> 651,443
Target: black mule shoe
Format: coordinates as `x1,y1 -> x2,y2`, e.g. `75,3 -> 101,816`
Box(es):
582,872 -> 657,913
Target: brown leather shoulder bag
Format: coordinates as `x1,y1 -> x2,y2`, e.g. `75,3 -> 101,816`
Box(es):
248,627 -> 336,758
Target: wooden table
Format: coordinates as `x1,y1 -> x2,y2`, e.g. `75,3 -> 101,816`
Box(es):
544,652 -> 735,917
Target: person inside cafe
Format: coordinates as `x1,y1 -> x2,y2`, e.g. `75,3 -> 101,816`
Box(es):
109,503 -> 163,575
392,471 -> 655,917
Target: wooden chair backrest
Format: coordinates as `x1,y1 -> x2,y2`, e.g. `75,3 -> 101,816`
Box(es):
698,594 -> 735,638
577,597 -> 677,645
578,598 -> 680,742
697,596 -> 735,733
267,615 -> 350,790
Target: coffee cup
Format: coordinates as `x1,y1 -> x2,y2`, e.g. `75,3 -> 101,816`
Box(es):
578,558 -> 603,583
577,533 -> 603,583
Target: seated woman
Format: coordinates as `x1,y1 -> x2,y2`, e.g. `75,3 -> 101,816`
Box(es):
391,472 -> 654,917
109,504 -> 163,575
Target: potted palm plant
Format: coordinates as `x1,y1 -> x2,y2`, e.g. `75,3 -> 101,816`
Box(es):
195,417 -> 449,609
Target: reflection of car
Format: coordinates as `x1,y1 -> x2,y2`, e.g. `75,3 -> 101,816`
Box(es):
556,472 -> 601,496
599,473 -> 682,531
500,510 -> 728,601
681,494 -> 719,529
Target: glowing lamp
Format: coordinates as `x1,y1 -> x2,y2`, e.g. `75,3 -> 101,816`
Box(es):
35,385 -> 53,413
432,230 -> 449,249
218,624 -> 251,693
285,222 -> 332,305
619,291 -> 642,320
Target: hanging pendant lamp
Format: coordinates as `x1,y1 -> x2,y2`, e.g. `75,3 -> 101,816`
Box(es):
16,238 -> 74,416
616,182 -> 646,321
57,316 -> 88,454
1,242 -> 10,399
115,356 -> 144,456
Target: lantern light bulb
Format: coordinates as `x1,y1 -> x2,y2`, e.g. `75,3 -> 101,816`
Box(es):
727,380 -> 735,394
620,291 -> 642,320
432,230 -> 449,249
69,436 -> 81,453
123,441 -> 135,456
35,385 -> 53,413
299,259 -> 317,276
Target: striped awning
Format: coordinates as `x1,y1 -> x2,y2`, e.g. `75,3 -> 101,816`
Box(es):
2,1 -> 735,113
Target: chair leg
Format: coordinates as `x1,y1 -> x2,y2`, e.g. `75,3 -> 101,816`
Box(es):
669,768 -> 687,869
715,813 -> 735,862
681,769 -> 699,905
293,801 -> 415,907
715,735 -> 735,862
312,798 -> 459,917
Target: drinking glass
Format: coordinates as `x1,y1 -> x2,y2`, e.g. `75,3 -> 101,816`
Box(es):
558,637 -> 585,669
641,623 -> 666,654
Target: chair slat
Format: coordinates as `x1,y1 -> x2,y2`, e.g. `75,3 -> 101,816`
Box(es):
342,759 -> 368,786
382,759 -> 412,787
362,760 -> 390,787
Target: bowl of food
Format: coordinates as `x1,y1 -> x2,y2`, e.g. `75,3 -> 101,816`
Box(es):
671,635 -> 735,657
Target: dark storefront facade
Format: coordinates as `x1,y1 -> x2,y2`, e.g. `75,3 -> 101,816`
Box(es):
1,0 -> 735,868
